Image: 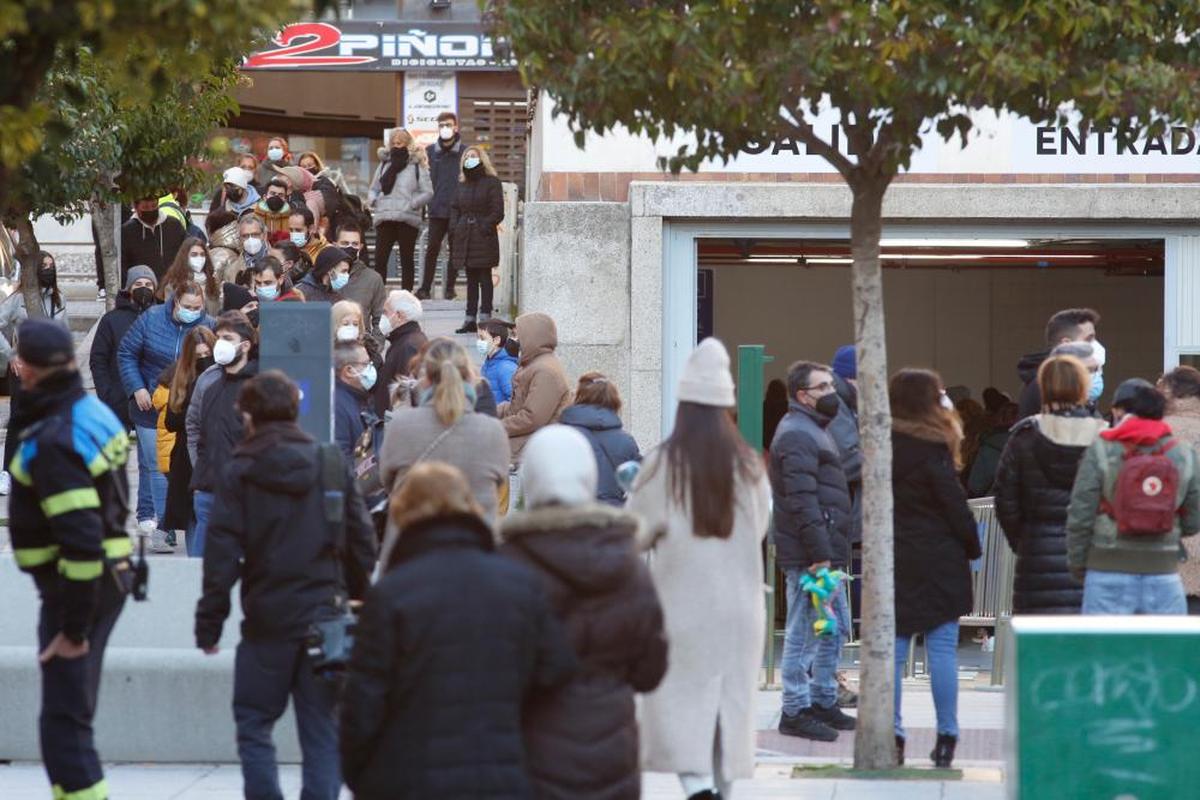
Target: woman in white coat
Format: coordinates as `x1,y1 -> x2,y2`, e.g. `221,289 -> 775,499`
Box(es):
627,337 -> 771,800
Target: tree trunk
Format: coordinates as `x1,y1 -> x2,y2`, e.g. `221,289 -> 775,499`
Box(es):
90,198 -> 121,311
13,215 -> 46,319
849,180 -> 897,770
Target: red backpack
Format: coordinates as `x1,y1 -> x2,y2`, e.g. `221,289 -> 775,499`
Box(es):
1099,439 -> 1183,536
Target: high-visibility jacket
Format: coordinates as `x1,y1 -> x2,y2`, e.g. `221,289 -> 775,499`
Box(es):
8,373 -> 132,643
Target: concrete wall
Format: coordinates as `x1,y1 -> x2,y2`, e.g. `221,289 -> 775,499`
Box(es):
707,262 -> 1163,404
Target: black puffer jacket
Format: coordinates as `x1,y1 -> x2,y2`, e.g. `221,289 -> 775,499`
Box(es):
501,505 -> 668,800
88,292 -> 146,430
1016,350 -> 1048,419
993,411 -> 1107,614
892,423 -> 982,636
559,405 -> 642,506
449,172 -> 505,271
340,514 -> 576,800
194,422 -> 376,648
768,402 -> 853,569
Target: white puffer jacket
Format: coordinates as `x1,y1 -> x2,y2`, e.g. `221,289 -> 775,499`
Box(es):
368,148 -> 434,228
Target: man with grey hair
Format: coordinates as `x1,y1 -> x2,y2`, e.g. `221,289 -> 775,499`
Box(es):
374,289 -> 427,415
224,215 -> 269,283
1050,339 -> 1106,412
334,341 -> 379,462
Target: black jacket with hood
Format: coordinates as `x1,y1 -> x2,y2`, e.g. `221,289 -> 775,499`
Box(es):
374,320 -> 427,416
194,421 -> 376,648
1017,350 -> 1049,418
191,360 -> 259,492
500,505 -> 667,800
89,291 -> 146,430
120,211 -> 187,282
768,401 -> 854,569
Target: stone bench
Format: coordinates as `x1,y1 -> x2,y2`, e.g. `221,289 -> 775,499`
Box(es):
0,556 -> 302,763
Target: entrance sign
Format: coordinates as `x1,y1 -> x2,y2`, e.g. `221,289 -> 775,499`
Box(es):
404,72 -> 457,147
244,21 -> 516,71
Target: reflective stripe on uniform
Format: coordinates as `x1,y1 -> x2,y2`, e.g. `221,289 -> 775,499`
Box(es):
14,545 -> 59,568
58,558 -> 104,581
103,537 -> 133,559
40,487 -> 101,517
52,779 -> 109,799
8,450 -> 32,486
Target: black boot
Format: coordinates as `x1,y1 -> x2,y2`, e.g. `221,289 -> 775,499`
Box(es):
931,733 -> 957,768
895,735 -> 905,766
686,792 -> 721,800
455,320 -> 477,334
415,287 -> 431,300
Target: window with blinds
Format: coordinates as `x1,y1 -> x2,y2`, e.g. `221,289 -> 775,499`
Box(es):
458,98 -> 529,196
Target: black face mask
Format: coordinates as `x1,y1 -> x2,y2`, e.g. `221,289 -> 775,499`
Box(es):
815,392 -> 841,419
138,210 -> 158,225
131,286 -> 155,309
37,269 -> 54,289
306,166 -> 319,176
265,195 -> 285,212
390,147 -> 410,168
340,246 -> 361,264
226,186 -> 245,202
195,356 -> 216,374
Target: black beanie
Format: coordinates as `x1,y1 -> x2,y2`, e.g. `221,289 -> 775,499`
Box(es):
313,246 -> 349,280
17,319 -> 74,368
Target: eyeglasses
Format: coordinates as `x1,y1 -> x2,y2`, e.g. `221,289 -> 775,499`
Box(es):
804,381 -> 835,393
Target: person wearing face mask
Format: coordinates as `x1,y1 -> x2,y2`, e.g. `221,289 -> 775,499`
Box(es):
450,147 -> 505,334
89,266 -> 158,434
189,312 -> 259,558
255,136 -> 292,189
477,319 -> 518,404
253,178 -> 293,235
374,290 -> 427,416
417,111 -> 466,301
332,300 -> 383,373
368,128 -> 433,290
210,166 -> 261,220
118,281 -> 214,549
222,215 -> 270,286
287,206 -> 330,265
162,327 -> 217,556
888,369 -> 982,769
1016,308 -> 1102,418
274,166 -> 327,228
121,195 -> 188,283
335,222 -> 386,326
994,355 -> 1108,619
769,360 -> 856,744
159,237 -> 222,316
333,341 -> 382,472
297,246 -> 352,305
246,258 -> 303,306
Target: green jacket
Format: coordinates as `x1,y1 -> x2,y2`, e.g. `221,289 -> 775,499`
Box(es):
1066,427 -> 1200,577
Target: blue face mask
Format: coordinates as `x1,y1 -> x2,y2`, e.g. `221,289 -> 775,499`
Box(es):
290,231 -> 308,248
330,272 -> 349,292
1089,370 -> 1105,403
357,364 -> 377,391
176,306 -> 202,325
464,156 -> 481,170
256,284 -> 279,301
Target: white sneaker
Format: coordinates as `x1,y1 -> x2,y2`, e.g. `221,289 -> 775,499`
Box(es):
0,470 -> 11,496
149,528 -> 173,554
97,287 -> 107,301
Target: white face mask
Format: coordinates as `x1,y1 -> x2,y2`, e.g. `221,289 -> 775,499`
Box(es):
336,324 -> 359,342
267,146 -> 284,162
242,236 -> 263,256
378,314 -> 394,337
188,254 -> 206,273
939,393 -> 955,412
213,338 -> 241,366
1090,339 -> 1107,368
439,125 -> 456,141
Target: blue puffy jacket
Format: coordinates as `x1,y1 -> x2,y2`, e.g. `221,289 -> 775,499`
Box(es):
481,348 -> 518,404
117,301 -> 214,427
559,404 -> 641,505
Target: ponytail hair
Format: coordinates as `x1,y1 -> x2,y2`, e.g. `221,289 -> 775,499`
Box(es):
422,337 -> 474,426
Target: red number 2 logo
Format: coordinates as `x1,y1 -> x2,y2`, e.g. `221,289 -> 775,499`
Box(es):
244,23 -> 376,68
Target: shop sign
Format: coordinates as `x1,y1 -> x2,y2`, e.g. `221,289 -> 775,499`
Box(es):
244,21 -> 515,71
404,72 -> 457,146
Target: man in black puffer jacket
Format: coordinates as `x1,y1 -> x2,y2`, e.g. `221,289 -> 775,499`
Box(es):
89,266 -> 158,430
768,360 -> 855,743
196,371 -> 376,800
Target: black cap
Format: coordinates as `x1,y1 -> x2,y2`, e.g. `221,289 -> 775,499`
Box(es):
313,246 -> 349,280
17,319 -> 74,368
1112,378 -> 1155,408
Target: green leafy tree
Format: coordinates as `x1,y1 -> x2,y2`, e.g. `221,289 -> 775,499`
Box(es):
490,0 -> 1200,768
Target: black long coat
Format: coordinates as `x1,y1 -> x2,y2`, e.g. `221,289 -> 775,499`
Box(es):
340,514 -> 576,800
501,505 -> 667,800
892,427 -> 982,636
993,414 -> 1098,614
449,173 -> 505,272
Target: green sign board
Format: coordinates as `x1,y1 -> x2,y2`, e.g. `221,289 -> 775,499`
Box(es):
1008,617 -> 1200,799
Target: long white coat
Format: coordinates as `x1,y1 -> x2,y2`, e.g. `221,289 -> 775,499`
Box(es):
626,451 -> 770,782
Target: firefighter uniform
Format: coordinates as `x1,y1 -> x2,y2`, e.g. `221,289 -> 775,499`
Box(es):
9,324 -> 131,800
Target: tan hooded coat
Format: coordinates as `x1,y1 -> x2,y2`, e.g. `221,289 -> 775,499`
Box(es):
499,313 -> 571,461
1165,396 -> 1200,596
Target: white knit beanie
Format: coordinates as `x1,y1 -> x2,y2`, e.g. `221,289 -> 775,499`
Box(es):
520,425 -> 598,509
676,338 -> 736,407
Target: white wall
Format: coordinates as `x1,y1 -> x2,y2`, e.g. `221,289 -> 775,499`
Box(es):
706,262 -> 1163,402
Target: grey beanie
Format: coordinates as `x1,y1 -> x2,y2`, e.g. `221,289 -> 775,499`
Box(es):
124,265 -> 158,291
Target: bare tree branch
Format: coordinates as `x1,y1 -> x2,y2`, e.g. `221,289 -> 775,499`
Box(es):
782,115 -> 857,179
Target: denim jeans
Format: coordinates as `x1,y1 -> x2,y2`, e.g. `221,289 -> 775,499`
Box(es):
192,491 -> 215,559
1082,570 -> 1187,615
234,638 -> 340,800
894,621 -> 960,739
183,520 -> 200,559
134,425 -> 167,523
781,568 -> 849,715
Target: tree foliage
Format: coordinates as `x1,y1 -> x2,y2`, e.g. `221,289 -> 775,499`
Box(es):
489,0 -> 1200,770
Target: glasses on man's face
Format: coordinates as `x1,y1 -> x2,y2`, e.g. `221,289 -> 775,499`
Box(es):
804,381 -> 835,393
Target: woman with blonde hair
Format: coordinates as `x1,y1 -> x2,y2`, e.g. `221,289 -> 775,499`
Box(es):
889,368 -> 983,769
378,338 -> 510,561
340,461 -> 574,799
368,128 -> 433,289
995,354 -> 1108,614
331,299 -> 382,371
450,145 -> 504,334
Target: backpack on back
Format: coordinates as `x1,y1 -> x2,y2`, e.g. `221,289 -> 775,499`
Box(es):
1099,438 -> 1185,536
